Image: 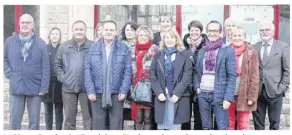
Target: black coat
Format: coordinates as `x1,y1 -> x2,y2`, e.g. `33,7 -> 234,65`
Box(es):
149,50 -> 193,124
153,32 -> 162,46
41,44 -> 62,103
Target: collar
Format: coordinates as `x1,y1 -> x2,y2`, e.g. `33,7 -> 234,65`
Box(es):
261,38 -> 274,46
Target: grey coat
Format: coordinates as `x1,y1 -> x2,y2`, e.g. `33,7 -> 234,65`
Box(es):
252,40 -> 290,98
149,50 -> 193,124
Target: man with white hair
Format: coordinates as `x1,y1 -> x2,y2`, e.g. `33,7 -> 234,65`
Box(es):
252,22 -> 290,130
4,14 -> 50,130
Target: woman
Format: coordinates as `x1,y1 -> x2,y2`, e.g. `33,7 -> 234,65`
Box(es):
228,26 -> 259,130
153,12 -> 173,46
120,21 -> 139,127
41,27 -> 63,130
131,25 -> 160,130
150,28 -> 192,130
182,20 -> 206,130
94,23 -> 103,42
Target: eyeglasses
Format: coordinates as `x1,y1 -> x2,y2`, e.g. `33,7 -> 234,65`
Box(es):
259,29 -> 271,32
207,29 -> 220,33
20,22 -> 33,25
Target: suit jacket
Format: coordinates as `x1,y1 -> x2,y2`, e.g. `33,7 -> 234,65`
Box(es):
252,40 -> 290,98
195,46 -> 237,102
150,50 -> 192,124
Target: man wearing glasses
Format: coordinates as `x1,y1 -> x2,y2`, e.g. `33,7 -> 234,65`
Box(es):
4,14 -> 50,130
252,22 -> 290,130
194,20 -> 236,130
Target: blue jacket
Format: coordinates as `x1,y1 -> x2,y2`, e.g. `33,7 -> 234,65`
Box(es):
84,39 -> 132,95
4,35 -> 50,96
194,45 -> 236,102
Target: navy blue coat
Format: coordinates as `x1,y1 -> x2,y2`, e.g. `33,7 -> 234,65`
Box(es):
4,35 -> 50,96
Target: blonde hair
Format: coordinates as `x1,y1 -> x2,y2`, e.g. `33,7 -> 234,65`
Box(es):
231,25 -> 246,37
159,28 -> 185,51
135,25 -> 154,41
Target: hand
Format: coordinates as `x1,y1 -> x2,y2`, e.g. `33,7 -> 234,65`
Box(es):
223,100 -> 231,110
247,100 -> 254,106
158,93 -> 166,101
118,94 -> 126,101
196,88 -> 201,94
88,94 -> 96,101
171,95 -> 179,103
39,92 -> 45,96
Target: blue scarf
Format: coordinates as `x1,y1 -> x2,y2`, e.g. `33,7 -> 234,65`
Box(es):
164,48 -> 177,73
19,32 -> 35,62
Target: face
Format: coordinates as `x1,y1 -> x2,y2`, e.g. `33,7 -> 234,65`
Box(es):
164,33 -> 176,49
72,22 -> 86,41
189,27 -> 202,41
19,15 -> 34,34
125,24 -> 135,40
259,23 -> 274,42
96,26 -> 103,39
49,29 -> 61,44
137,30 -> 150,44
160,17 -> 172,32
231,31 -> 245,46
224,21 -> 237,35
207,23 -> 221,42
103,22 -> 117,41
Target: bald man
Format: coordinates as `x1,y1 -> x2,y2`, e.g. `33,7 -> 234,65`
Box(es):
224,17 -> 238,46
4,14 -> 50,130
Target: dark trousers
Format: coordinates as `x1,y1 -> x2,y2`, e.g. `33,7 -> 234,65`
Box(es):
44,102 -> 64,130
62,91 -> 91,130
91,94 -> 124,130
252,85 -> 283,130
198,92 -> 228,130
135,108 -> 152,130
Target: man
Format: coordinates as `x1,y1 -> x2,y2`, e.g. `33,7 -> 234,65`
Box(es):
84,20 -> 132,130
54,20 -> 93,130
195,20 -> 236,130
252,22 -> 290,130
4,14 -> 50,130
224,17 -> 238,46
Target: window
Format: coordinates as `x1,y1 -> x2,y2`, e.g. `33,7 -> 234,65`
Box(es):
279,5 -> 290,43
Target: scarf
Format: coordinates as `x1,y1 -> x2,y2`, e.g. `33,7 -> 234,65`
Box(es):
19,32 -> 35,62
230,43 -> 247,76
205,38 -> 223,71
189,36 -> 203,53
135,41 -> 152,81
164,48 -> 177,73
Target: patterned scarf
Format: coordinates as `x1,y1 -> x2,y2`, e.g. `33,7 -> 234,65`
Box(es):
190,36 -> 203,53
135,41 -> 152,80
230,43 -> 247,76
164,47 -> 177,73
205,38 -> 223,71
19,32 -> 35,62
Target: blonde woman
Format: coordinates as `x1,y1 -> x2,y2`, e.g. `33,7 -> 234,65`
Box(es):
94,23 -> 103,42
130,25 -> 160,130
150,28 -> 192,130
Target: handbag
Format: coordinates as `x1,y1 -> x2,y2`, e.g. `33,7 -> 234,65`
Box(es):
130,81 -> 153,107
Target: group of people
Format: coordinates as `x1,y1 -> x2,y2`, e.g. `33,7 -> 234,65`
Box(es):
4,13 -> 289,130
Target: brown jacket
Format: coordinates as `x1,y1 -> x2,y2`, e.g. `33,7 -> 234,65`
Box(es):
236,45 -> 260,111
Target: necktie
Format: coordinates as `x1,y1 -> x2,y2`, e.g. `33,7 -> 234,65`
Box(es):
262,43 -> 269,64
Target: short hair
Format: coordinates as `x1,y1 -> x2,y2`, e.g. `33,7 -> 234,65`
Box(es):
48,27 -> 62,44
231,25 -> 246,38
103,20 -> 117,30
159,28 -> 185,52
259,21 -> 275,31
121,21 -> 139,41
188,20 -> 203,32
72,20 -> 87,28
206,20 -> 223,32
159,12 -> 173,22
135,25 -> 154,41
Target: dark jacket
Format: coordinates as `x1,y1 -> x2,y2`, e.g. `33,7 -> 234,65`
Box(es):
182,33 -> 207,96
153,32 -> 162,46
42,44 -> 63,103
150,50 -> 192,124
54,39 -> 94,93
195,45 -> 237,102
84,39 -> 132,95
4,34 -> 50,96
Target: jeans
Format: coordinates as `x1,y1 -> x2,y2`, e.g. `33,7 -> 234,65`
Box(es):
198,92 -> 228,130
44,102 -> 64,130
10,95 -> 41,130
